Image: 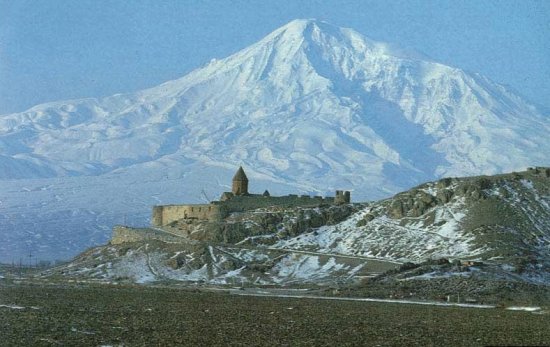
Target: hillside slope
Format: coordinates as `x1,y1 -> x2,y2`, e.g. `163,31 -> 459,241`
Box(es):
1,19 -> 549,262
46,168 -> 550,292
274,167 -> 550,281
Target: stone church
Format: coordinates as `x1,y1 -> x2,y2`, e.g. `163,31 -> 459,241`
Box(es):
152,166 -> 350,227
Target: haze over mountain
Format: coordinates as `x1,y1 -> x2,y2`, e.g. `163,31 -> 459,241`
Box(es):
1,19 -> 548,262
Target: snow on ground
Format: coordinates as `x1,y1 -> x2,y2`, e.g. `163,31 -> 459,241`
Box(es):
0,304 -> 25,310
273,196 -> 482,262
106,253 -> 156,284
269,254 -> 360,284
0,304 -> 39,310
229,290 -> 496,309
64,244 -> 370,286
505,306 -> 542,312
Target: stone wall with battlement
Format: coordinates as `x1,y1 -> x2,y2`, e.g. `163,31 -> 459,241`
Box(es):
147,167 -> 353,227
152,204 -> 227,226
220,194 -> 336,213
150,194 -> 342,227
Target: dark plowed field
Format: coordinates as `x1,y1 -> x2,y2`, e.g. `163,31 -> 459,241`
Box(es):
1,283 -> 548,346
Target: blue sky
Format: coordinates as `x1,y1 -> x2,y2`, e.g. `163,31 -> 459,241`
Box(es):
0,0 -> 548,114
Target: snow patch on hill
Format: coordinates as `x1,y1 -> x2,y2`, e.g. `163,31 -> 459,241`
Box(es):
272,196 -> 482,262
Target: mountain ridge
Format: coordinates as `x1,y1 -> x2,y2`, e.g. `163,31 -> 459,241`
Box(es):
2,19 -> 548,184
0,19 -> 548,262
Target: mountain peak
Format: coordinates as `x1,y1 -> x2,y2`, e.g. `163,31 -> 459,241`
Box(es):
254,18 -> 340,51
1,19 -> 549,263
261,19 -> 424,65
279,18 -> 317,29
277,18 -> 337,33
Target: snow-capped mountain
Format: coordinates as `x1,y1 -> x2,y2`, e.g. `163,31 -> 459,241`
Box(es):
1,19 -> 548,262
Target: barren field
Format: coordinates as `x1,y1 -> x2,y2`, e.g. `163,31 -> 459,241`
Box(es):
1,283 -> 548,346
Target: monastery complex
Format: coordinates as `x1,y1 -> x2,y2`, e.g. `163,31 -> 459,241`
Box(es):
151,166 -> 351,227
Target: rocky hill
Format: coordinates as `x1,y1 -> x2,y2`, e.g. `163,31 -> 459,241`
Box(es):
41,169 -> 549,305
276,167 -> 550,274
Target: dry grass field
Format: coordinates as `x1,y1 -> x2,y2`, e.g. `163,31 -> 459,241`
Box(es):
1,282 -> 549,346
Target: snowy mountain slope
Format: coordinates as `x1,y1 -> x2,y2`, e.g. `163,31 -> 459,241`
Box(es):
1,19 -> 549,262
2,19 -> 548,185
271,168 -> 550,282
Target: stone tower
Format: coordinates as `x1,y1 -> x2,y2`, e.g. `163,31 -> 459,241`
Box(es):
232,166 -> 249,195
335,190 -> 351,204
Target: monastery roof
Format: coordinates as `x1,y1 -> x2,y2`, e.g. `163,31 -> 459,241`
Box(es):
232,166 -> 248,181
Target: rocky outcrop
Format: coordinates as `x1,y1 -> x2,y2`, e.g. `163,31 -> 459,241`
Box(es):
221,204 -> 362,245
380,168 -> 550,225
384,177 -> 497,220
111,204 -> 361,246
111,226 -> 185,244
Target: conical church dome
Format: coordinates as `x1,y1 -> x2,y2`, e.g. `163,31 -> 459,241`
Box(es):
232,166 -> 249,195
232,166 -> 248,182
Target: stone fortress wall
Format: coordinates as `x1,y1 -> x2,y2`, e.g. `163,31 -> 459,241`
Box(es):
217,194 -> 336,213
152,204 -> 227,227
151,166 -> 351,227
